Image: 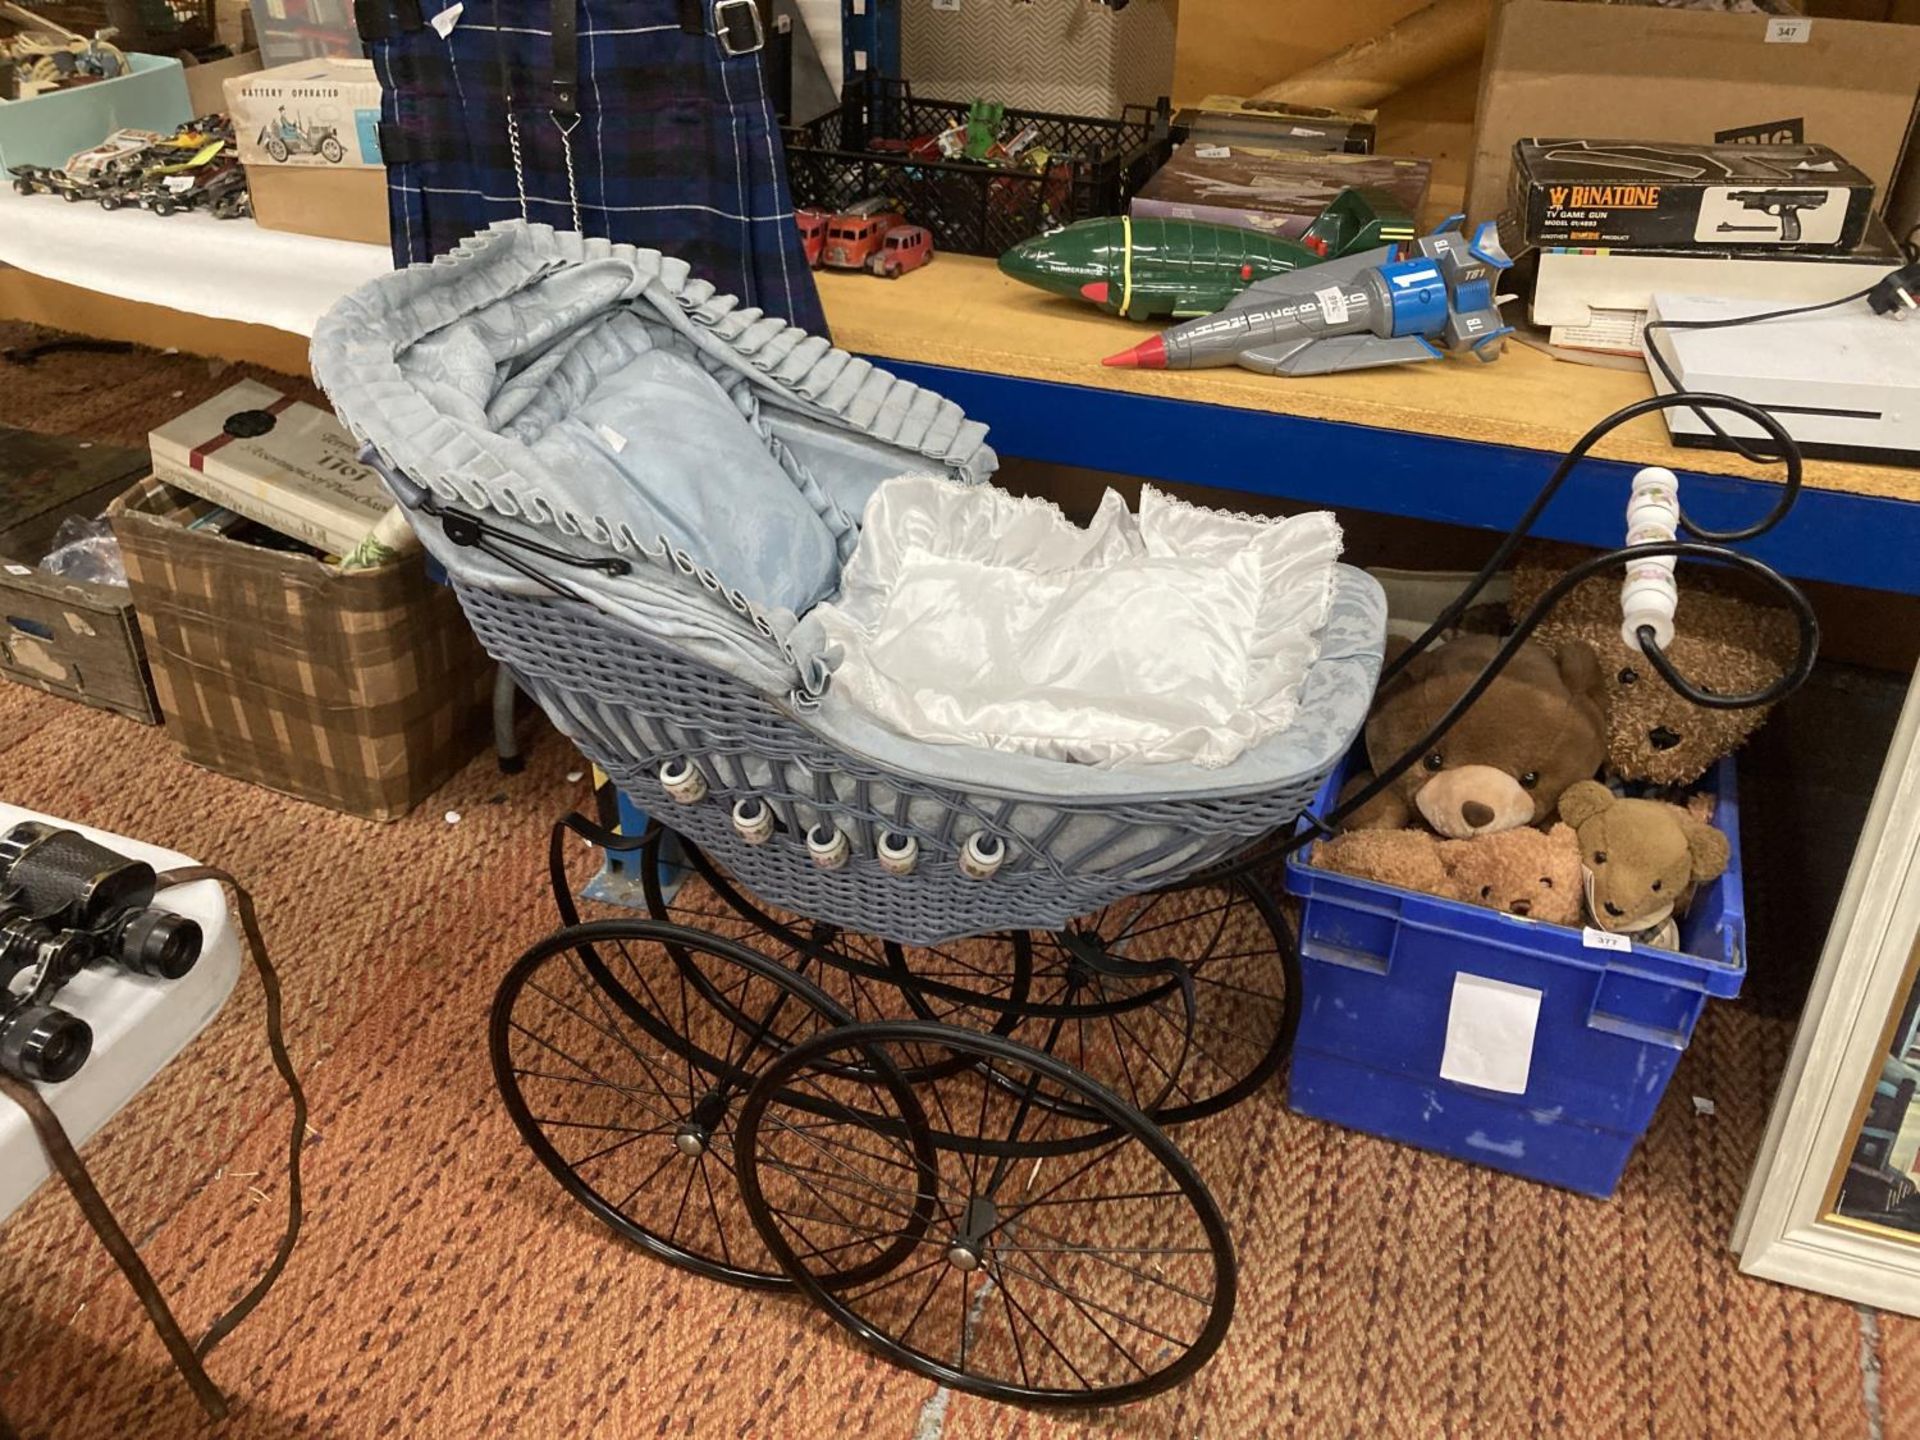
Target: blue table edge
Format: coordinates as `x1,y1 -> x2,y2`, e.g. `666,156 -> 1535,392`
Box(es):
868,357 -> 1916,598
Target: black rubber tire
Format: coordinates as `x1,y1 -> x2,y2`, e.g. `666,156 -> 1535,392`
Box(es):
1013,872 -> 1301,1128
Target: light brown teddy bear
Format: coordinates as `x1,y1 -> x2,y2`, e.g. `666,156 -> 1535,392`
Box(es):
1508,541 -> 1800,787
1557,780 -> 1731,950
1439,824 -> 1583,925
1343,632 -> 1607,838
1312,823 -> 1584,926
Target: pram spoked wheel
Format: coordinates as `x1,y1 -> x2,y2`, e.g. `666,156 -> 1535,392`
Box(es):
1014,871 -> 1299,1126
640,828 -> 1297,1124
490,918 -> 902,1288
735,1022 -> 1237,1408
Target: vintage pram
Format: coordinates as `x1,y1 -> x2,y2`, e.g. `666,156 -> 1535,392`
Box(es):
312,222 -> 1814,1410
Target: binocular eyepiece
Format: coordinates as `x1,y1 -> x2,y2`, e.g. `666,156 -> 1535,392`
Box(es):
0,821 -> 203,1084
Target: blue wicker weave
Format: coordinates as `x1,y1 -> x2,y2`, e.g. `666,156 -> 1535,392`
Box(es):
455,569 -> 1383,946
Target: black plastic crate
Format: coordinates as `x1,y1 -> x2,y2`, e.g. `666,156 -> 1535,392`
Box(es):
781,78 -> 1172,258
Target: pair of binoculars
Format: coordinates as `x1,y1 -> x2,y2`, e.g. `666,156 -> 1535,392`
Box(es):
0,822 -> 202,1084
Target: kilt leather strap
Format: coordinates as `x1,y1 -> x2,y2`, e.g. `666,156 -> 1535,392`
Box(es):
550,0 -> 579,118
678,0 -> 702,33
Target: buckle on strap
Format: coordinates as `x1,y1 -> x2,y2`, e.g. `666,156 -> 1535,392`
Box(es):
714,0 -> 763,55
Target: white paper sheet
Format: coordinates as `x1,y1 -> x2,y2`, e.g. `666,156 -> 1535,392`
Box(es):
1439,973 -> 1544,1096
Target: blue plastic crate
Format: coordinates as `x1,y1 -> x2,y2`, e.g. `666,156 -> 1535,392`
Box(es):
1282,755 -> 1744,1198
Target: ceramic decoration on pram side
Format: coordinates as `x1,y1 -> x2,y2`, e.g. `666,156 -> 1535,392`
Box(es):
312,221 -> 1386,944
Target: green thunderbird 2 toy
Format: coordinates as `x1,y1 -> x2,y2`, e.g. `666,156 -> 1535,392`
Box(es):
997,188 -> 1416,321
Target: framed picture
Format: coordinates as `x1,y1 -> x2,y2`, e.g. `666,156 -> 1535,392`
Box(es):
1735,670 -> 1920,1313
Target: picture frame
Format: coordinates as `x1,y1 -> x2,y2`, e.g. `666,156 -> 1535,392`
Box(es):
1734,669 -> 1920,1314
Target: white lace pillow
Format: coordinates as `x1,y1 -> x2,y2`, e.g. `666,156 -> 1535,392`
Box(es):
806,477 -> 1342,768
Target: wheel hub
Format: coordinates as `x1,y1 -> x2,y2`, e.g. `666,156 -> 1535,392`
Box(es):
947,1194 -> 998,1269
675,1088 -> 732,1157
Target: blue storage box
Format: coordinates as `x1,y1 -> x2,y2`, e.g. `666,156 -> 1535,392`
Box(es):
0,55 -> 192,173
1282,755 -> 1744,1198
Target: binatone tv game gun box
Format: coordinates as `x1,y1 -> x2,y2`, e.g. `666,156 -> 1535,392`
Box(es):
1510,139 -> 1875,253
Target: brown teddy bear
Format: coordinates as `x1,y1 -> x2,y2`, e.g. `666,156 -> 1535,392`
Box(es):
1557,780 -> 1730,950
1440,824 -> 1583,925
1508,541 -> 1799,787
1342,633 -> 1608,838
1312,823 -> 1584,927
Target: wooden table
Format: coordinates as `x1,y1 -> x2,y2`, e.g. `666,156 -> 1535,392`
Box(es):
817,254 -> 1920,596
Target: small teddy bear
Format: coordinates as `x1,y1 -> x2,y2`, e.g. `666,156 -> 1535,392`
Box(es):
1312,823 -> 1584,927
1557,780 -> 1731,950
1437,824 -> 1583,926
1310,828 -> 1451,896
1342,633 -> 1608,838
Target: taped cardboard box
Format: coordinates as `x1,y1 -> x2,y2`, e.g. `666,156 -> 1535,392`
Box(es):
109,477 -> 493,821
1468,1 -> 1920,227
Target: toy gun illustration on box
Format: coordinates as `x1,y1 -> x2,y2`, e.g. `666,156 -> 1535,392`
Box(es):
1718,189 -> 1827,242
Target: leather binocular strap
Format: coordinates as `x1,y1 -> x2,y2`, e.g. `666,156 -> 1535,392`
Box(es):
0,1070 -> 230,1421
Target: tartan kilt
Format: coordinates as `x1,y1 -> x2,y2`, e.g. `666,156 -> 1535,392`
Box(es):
361,0 -> 828,335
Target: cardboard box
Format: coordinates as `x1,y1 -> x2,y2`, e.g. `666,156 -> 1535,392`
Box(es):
184,50 -> 263,118
901,0 -> 1174,117
1131,140 -> 1431,236
0,431 -> 158,724
1511,139 -> 1875,250
1469,1 -> 1920,226
110,477 -> 493,821
150,380 -> 394,557
224,56 -> 382,168
244,163 -> 390,245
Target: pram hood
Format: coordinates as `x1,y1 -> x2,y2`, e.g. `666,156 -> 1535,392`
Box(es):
311,220 -> 996,695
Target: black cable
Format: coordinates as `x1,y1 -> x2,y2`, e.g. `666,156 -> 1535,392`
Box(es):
1380,391 -> 1803,692
1326,541 -> 1816,836
1641,286 -> 1876,466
